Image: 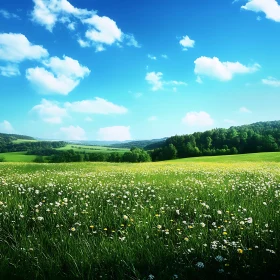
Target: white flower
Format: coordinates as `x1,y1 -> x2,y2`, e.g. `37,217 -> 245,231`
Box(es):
123,215 -> 129,221
215,255 -> 224,262
176,209 -> 180,215
246,217 -> 253,224
37,216 -> 44,221
217,210 -> 222,215
200,222 -> 206,228
196,262 -> 204,268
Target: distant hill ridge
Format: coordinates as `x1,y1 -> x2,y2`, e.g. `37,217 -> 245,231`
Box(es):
0,133 -> 34,142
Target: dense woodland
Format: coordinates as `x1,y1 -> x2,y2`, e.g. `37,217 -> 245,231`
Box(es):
149,121 -> 280,161
31,147 -> 151,163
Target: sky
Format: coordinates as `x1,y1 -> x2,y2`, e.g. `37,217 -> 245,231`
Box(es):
0,0 -> 280,141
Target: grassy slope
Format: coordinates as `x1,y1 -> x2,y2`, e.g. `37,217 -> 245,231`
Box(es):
12,139 -> 39,144
169,152 -> 280,163
0,152 -> 36,162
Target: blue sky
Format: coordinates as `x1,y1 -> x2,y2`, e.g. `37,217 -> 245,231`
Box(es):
0,0 -> 280,141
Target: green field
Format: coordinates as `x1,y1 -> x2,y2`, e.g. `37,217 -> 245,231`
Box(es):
56,144 -> 129,153
1,159 -> 280,279
0,152 -> 36,162
171,152 -> 280,163
12,139 -> 38,144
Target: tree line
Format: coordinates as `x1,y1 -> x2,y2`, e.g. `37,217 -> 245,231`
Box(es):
31,147 -> 151,163
0,141 -> 66,153
149,121 -> 280,161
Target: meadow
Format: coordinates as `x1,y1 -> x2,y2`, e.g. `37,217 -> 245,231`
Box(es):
1,159 -> 280,279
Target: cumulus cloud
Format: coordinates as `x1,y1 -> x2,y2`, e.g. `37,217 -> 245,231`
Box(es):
179,35 -> 195,50
145,72 -> 187,91
84,116 -> 93,122
145,72 -> 163,91
0,33 -> 48,63
65,98 -> 128,114
0,64 -> 20,77
84,15 -> 122,45
0,120 -> 15,133
26,55 -> 90,95
194,56 -> 260,81
31,0 -> 140,51
182,111 -> 214,126
60,125 -> 86,140
241,0 -> 280,22
262,76 -> 280,87
98,126 -> 132,141
161,54 -> 168,59
239,107 -> 252,113
31,0 -> 93,31
0,9 -> 20,19
31,99 -> 68,123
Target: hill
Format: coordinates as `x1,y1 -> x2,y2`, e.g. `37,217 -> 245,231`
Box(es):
149,120 -> 280,161
109,138 -> 167,149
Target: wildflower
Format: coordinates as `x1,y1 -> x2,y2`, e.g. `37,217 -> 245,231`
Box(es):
176,209 -> 180,215
157,225 -> 162,229
148,274 -> 155,280
215,255 -> 224,262
237,248 -> 243,254
196,262 -> 204,269
223,231 -> 227,235
37,216 -> 44,221
104,228 -> 108,231
200,222 -> 206,228
217,210 -> 222,215
123,215 -> 129,220
184,237 -> 189,241
89,225 -> 94,229
70,227 -> 76,232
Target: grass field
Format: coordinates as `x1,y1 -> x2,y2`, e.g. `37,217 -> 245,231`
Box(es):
0,152 -> 36,162
1,160 -> 280,279
56,144 -> 129,154
12,139 -> 39,144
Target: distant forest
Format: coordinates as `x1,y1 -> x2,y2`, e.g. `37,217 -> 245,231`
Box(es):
149,121 -> 280,161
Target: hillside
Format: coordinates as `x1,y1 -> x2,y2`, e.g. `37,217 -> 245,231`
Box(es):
109,138 -> 167,149
149,120 -> 280,161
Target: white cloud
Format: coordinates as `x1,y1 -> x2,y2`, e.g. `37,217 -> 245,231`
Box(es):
65,97 -> 128,114
239,107 -> 252,113
0,120 -> 15,133
84,15 -> 122,45
31,0 -> 94,31
262,76 -> 280,87
145,72 -> 187,91
179,35 -> 195,50
31,0 -> 139,51
161,54 -> 168,59
26,55 -> 90,95
196,76 -> 203,84
98,126 -> 132,141
0,9 -> 20,19
31,99 -> 68,123
134,92 -> 143,98
148,116 -> 158,121
60,125 -> 86,140
241,0 -> 280,22
77,38 -> 90,48
0,33 -> 48,63
194,56 -> 260,81
0,64 -> 20,77
148,54 -> 157,60
182,111 -> 214,126
145,72 -> 163,91
123,34 -> 141,48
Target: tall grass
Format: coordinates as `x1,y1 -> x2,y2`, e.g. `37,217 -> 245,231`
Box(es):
0,162 -> 280,279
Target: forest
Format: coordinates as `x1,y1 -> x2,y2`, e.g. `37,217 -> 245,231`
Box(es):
149,121 -> 280,161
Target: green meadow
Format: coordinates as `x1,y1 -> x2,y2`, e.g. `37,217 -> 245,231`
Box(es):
1,158 -> 280,279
